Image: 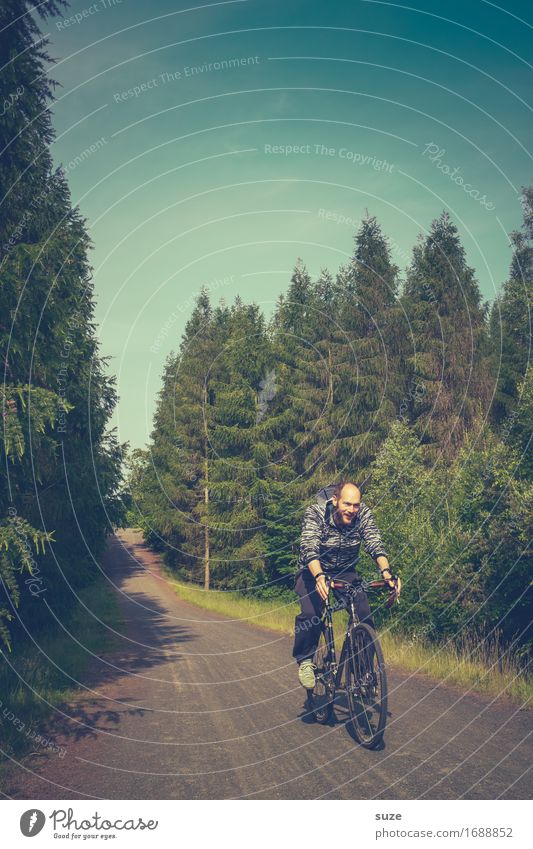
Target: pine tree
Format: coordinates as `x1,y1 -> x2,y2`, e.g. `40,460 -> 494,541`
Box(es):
0,1 -> 66,255
270,260 -> 325,490
302,266 -> 356,485
271,225 -> 406,492
133,291 -> 300,593
174,291 -> 220,588
0,383 -> 65,648
489,186 -> 533,426
336,216 -> 407,477
0,1 -> 125,646
511,365 -> 533,481
135,291 -> 222,588
403,212 -> 491,460
207,299 -> 271,590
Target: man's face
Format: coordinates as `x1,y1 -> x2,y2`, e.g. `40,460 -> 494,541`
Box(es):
332,485 -> 361,526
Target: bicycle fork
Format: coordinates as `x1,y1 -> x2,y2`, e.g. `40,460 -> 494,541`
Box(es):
337,599 -> 370,696
320,607 -> 338,692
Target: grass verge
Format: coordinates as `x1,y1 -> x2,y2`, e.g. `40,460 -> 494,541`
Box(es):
0,574 -> 124,781
164,572 -> 532,707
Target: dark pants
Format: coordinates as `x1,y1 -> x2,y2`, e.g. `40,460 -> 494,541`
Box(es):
292,569 -> 375,664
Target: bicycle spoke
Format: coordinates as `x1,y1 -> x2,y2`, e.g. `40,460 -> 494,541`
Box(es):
304,582 -> 389,743
345,624 -> 388,748
350,637 -> 374,731
310,627 -> 335,724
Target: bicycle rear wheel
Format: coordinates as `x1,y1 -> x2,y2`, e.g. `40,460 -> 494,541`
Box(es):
345,622 -> 387,748
310,625 -> 335,724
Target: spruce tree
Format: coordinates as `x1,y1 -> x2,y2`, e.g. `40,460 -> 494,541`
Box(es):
0,0 -> 66,255
270,260 -> 325,490
207,299 -> 271,590
511,365 -> 533,481
1,0 -> 125,647
303,266 -> 355,485
135,291 -> 222,588
336,216 -> 407,478
489,186 -> 533,426
403,212 -> 491,460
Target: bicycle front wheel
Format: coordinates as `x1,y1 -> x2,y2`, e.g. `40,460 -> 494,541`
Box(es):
310,626 -> 335,724
345,622 -> 388,748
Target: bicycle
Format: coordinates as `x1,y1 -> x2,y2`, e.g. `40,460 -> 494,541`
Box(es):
307,575 -> 398,749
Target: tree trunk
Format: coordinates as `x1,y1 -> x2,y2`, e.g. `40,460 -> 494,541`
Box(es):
203,479 -> 210,591
203,385 -> 210,591
328,346 -> 334,407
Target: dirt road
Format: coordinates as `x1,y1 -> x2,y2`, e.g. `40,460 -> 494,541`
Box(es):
4,529 -> 532,800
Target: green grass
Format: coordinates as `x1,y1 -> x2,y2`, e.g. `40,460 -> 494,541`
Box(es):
164,573 -> 300,631
164,572 -> 532,707
0,575 -> 124,778
379,629 -> 532,706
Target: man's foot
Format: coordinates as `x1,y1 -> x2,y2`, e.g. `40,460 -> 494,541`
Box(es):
298,660 -> 316,689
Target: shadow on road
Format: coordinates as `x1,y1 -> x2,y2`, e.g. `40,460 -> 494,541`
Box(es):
297,690 -> 388,751
4,531 -> 198,791
90,531 -> 198,675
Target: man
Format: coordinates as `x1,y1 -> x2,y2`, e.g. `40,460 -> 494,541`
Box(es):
293,481 -> 401,688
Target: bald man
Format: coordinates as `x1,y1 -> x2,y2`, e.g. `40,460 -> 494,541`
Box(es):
293,481 -> 400,688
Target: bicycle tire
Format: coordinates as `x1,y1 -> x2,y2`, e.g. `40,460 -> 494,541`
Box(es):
345,622 -> 388,748
310,625 -> 335,724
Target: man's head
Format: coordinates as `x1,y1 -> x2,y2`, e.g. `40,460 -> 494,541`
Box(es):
331,481 -> 361,527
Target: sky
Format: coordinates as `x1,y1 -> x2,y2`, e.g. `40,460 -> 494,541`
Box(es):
41,0 -> 532,450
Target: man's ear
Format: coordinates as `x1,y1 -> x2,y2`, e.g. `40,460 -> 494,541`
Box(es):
331,496 -> 338,507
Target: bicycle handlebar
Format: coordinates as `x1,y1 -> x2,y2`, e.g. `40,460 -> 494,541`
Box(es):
326,575 -> 399,608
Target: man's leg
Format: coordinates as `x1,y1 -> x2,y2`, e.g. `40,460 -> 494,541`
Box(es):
292,569 -> 325,664
353,585 -> 375,630
333,571 -> 375,629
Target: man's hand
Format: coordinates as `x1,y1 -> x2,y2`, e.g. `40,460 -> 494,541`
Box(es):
384,572 -> 401,603
307,560 -> 330,601
390,574 -> 401,598
376,556 -> 401,601
315,573 -> 329,601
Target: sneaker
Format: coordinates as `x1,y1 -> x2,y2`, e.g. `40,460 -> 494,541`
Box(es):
298,660 -> 316,689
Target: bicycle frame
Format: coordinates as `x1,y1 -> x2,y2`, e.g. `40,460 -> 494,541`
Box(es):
318,578 -> 389,691
309,576 -> 393,745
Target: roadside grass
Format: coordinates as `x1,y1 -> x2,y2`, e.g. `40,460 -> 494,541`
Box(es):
164,573 -> 300,632
0,576 -> 124,775
165,573 -> 532,707
379,630 -> 532,706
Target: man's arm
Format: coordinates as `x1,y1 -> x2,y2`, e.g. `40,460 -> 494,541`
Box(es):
299,505 -> 322,565
376,554 -> 394,584
307,558 -> 329,600
359,504 -> 387,561
299,506 -> 329,601
360,506 -> 400,594
376,554 -> 401,595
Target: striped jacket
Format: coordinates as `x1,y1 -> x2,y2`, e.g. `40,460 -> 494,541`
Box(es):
298,498 -> 387,575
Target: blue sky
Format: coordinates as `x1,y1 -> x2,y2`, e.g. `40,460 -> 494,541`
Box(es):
44,0 -> 532,449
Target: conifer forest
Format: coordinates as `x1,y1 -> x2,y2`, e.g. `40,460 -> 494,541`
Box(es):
1,0 -> 532,682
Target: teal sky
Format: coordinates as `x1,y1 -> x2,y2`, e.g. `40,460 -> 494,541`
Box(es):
45,0 -> 532,450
